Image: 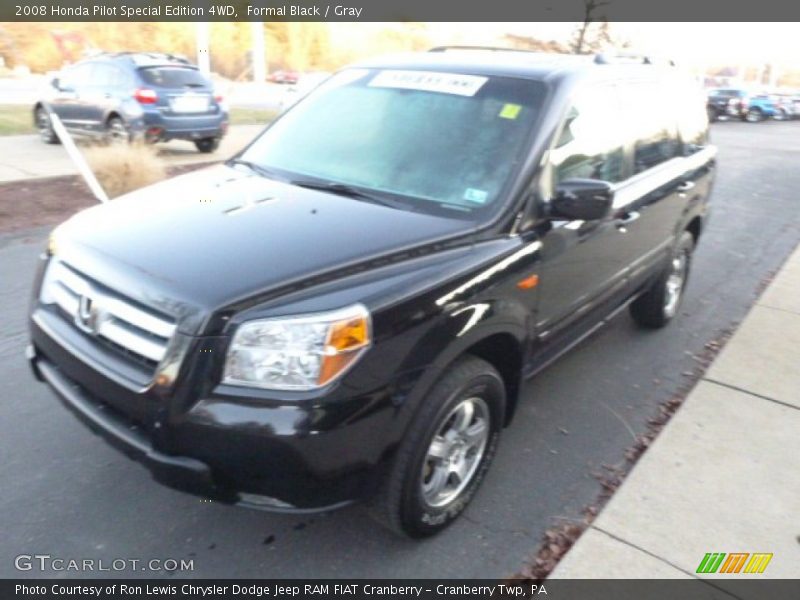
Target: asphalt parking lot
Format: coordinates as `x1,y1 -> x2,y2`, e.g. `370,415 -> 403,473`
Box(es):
1,120 -> 799,579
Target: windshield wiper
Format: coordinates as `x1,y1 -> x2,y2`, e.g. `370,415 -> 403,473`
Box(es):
227,158 -> 282,180
289,179 -> 399,208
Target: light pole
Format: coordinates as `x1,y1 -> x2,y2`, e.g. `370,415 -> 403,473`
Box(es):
251,22 -> 266,83
196,22 -> 210,74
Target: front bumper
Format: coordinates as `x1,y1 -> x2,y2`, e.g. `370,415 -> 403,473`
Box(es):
29,349 -> 226,501
28,307 -> 408,512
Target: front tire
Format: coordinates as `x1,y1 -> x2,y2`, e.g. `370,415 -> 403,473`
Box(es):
369,355 -> 505,538
744,107 -> 763,123
36,107 -> 60,144
630,231 -> 694,329
105,116 -> 130,144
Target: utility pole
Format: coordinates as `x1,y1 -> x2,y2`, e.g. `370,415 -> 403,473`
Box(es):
251,22 -> 266,83
768,63 -> 780,89
196,22 -> 210,74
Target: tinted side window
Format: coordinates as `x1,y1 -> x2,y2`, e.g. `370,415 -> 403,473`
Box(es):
90,64 -> 115,87
619,82 -> 679,174
675,79 -> 709,154
551,85 -> 626,185
61,63 -> 94,89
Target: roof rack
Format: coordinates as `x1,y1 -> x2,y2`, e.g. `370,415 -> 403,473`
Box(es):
428,45 -> 536,54
594,53 -> 676,67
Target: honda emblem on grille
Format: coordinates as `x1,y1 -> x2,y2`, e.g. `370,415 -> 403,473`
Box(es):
75,294 -> 104,335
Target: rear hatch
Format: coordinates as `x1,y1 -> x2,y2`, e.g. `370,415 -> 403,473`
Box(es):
137,65 -> 221,117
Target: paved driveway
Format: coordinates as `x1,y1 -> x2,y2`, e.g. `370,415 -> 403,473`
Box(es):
1,121 -> 799,578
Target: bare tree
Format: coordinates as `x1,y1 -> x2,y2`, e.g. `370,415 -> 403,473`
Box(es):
571,0 -> 611,55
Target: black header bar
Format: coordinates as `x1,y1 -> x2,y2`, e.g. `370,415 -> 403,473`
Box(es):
4,0 -> 800,22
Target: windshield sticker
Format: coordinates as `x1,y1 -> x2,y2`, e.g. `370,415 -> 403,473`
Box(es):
499,103 -> 522,119
369,70 -> 488,97
463,188 -> 489,204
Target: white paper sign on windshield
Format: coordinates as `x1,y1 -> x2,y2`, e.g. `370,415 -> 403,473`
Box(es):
369,70 -> 488,97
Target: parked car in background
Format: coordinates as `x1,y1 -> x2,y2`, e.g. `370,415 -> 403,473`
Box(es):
773,93 -> 799,120
267,70 -> 300,84
29,48 -> 715,538
34,52 -> 229,153
706,88 -> 779,122
706,88 -> 747,121
745,93 -> 780,122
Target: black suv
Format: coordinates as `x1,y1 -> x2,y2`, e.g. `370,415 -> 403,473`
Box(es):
27,49 -> 715,537
34,52 -> 228,152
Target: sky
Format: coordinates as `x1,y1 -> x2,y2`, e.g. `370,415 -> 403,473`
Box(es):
426,22 -> 800,69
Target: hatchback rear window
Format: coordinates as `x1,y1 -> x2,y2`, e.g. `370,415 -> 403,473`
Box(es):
138,67 -> 207,88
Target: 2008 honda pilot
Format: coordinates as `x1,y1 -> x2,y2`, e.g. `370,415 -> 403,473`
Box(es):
27,48 -> 715,537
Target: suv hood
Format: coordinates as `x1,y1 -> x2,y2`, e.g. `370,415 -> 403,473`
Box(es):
52,165 -> 474,332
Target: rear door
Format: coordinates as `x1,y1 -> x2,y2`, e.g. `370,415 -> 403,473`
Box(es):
609,78 -> 686,287
76,62 -> 119,130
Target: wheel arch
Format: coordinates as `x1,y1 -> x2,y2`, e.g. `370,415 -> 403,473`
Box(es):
685,215 -> 702,244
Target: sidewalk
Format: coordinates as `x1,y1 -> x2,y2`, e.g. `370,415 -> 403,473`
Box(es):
551,244 -> 800,581
0,124 -> 262,183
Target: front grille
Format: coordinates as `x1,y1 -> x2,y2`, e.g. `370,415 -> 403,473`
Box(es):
40,260 -> 176,374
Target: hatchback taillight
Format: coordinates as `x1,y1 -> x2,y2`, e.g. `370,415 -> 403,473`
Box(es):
134,88 -> 158,104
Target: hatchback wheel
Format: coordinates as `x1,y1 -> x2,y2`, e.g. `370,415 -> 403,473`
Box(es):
630,231 -> 694,328
369,355 -> 505,537
105,117 -> 130,144
194,137 -> 220,153
36,107 -> 60,144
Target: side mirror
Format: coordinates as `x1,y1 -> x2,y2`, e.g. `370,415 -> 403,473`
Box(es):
50,77 -> 60,89
551,178 -> 614,221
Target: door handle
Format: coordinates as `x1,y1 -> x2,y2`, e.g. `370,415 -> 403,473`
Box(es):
677,181 -> 696,193
616,210 -> 640,232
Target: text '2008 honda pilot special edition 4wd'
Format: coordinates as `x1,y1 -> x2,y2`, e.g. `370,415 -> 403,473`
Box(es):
28,48 -> 715,537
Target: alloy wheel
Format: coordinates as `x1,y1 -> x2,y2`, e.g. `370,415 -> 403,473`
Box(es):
420,396 -> 490,508
664,252 -> 688,318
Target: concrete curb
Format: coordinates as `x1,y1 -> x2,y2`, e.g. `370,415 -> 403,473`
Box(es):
550,244 -> 800,581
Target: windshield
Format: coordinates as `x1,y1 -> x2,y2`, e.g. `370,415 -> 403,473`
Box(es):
239,68 -> 546,215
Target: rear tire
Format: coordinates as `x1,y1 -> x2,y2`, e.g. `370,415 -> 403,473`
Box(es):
36,107 -> 60,144
194,137 -> 220,153
744,107 -> 763,123
629,231 -> 694,329
368,355 -> 505,538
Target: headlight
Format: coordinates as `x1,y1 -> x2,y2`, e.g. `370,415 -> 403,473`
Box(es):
222,304 -> 371,391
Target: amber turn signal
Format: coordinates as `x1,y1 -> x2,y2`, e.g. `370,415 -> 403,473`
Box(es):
517,274 -> 539,290
318,311 -> 371,385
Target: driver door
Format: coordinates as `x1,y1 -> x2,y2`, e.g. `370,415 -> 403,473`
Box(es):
533,83 -> 634,346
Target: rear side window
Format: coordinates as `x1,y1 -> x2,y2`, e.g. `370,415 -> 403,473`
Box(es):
675,79 -> 710,154
60,63 -> 94,89
618,81 -> 679,174
551,84 -> 626,184
138,67 -> 207,88
90,63 -> 129,88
